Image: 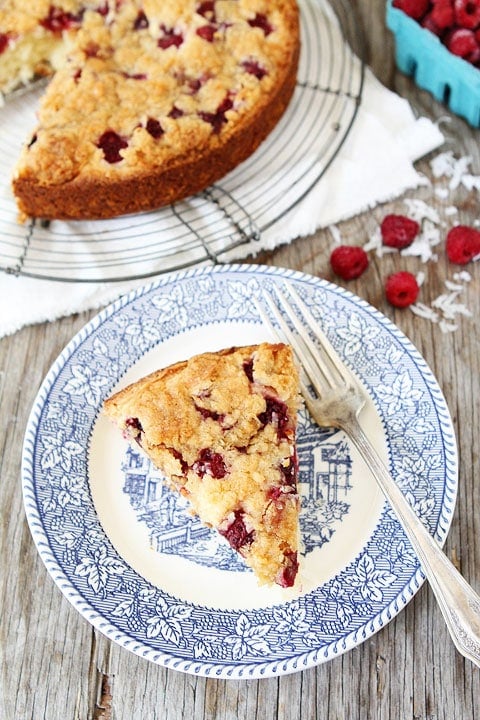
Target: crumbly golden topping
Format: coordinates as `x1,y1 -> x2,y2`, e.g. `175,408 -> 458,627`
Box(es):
4,1 -> 298,187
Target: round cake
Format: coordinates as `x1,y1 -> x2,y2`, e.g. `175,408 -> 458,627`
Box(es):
2,1 -> 300,221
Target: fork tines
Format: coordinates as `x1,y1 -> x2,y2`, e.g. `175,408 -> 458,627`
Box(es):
254,282 -> 356,398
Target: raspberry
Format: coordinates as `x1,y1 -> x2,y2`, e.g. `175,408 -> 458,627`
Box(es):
385,272 -> 420,308
197,1 -> 216,21
158,25 -> 184,49
330,246 -> 369,280
196,24 -> 217,42
392,0 -> 430,19
199,96 -> 233,133
380,214 -> 420,249
0,33 -> 11,54
421,12 -> 444,36
219,510 -> 254,550
430,0 -> 455,30
241,59 -> 268,79
193,448 -> 227,479
133,10 -> 148,30
454,0 -> 480,29
40,6 -> 84,32
248,13 -> 273,35
258,397 -> 290,439
276,551 -> 298,588
445,27 -> 479,59
145,118 -> 164,139
445,225 -> 480,264
96,130 -> 128,163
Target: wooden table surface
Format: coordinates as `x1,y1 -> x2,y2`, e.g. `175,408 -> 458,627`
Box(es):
1,1 -> 479,718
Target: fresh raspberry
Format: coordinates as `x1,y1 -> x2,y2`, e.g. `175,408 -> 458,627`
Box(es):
421,12 -> 444,36
385,272 -> 420,308
446,225 -> 480,264
380,214 -> 420,249
454,0 -> 480,29
392,0 -> 430,19
430,0 -> 455,29
330,246 -> 369,280
445,27 -> 480,59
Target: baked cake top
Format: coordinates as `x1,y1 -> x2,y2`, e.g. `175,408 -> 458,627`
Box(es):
10,1 -> 299,188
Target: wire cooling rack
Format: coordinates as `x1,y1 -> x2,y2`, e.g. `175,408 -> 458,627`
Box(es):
0,0 -> 365,283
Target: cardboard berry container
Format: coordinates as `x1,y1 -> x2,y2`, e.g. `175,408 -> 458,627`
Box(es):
386,0 -> 480,127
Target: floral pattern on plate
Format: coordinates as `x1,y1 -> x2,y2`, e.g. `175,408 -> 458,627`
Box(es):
22,264 -> 457,678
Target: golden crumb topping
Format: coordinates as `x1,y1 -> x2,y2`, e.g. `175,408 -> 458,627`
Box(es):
3,0 -> 299,219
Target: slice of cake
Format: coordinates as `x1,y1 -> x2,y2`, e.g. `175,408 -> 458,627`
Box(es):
2,0 -> 300,221
103,343 -> 301,588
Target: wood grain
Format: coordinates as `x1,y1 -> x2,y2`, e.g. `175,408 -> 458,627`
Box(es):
1,1 -> 479,718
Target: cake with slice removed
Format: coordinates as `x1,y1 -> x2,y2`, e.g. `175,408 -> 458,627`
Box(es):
103,342 -> 301,588
3,0 -> 300,221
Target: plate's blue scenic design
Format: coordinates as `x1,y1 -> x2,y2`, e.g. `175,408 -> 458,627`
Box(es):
22,264 -> 458,678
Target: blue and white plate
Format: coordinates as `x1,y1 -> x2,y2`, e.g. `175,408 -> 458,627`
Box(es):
22,264 -> 458,678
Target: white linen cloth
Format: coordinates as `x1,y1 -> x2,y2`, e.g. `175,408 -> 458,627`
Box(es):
0,68 -> 443,338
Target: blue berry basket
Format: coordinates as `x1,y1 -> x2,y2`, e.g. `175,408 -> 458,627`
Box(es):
386,0 -> 480,127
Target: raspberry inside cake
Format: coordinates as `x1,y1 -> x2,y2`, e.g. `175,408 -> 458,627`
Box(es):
103,343 -> 301,588
2,0 -> 300,221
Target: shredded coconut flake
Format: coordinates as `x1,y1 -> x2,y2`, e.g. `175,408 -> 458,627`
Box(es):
403,198 -> 443,226
329,224 -> 342,245
401,219 -> 441,263
410,303 -> 439,322
444,280 -> 465,292
439,320 -> 458,333
362,231 -> 381,253
444,206 -> 458,216
416,271 -> 426,286
430,151 -> 480,192
461,174 -> 480,191
453,271 -> 471,282
431,291 -> 472,320
410,273 -> 473,329
430,150 -> 457,178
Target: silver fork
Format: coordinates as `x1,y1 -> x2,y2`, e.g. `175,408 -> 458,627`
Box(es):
255,282 -> 480,669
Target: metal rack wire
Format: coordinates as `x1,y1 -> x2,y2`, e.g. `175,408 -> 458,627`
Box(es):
0,0 -> 365,283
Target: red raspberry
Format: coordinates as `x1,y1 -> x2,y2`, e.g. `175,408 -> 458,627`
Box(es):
392,0 -> 430,19
330,246 -> 369,280
445,27 -> 480,59
421,12 -> 443,36
385,272 -> 420,308
454,0 -> 480,29
430,0 -> 455,30
0,33 -> 11,54
446,225 -> 480,264
380,214 -> 420,249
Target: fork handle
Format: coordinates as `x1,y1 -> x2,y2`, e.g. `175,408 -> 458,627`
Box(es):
343,414 -> 480,668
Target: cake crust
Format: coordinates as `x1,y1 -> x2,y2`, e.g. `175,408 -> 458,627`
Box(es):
103,343 -> 301,588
